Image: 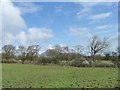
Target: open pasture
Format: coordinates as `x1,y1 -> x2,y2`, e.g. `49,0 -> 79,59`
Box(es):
2,64 -> 118,88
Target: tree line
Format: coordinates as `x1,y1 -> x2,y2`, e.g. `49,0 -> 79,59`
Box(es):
1,35 -> 120,67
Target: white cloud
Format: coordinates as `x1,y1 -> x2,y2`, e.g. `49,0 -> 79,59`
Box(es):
88,12 -> 112,20
3,33 -> 15,44
48,44 -> 54,49
95,30 -> 111,35
54,5 -> 69,16
76,2 -> 98,19
96,24 -> 117,34
76,2 -> 116,20
88,12 -> 112,23
15,2 -> 43,14
2,1 -> 27,34
18,31 -> 27,45
18,27 -> 54,45
2,0 -> 54,46
76,7 -> 90,19
69,27 -> 92,38
80,2 -> 98,7
2,0 -> 27,45
28,27 -> 54,40
96,25 -> 109,29
55,6 -> 63,13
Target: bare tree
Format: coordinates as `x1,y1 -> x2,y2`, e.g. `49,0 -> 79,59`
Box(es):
73,45 -> 84,59
26,45 -> 40,63
89,35 -> 109,62
74,45 -> 84,54
62,46 -> 69,53
17,45 -> 40,63
18,46 -> 27,64
53,44 -> 70,53
53,44 -> 63,53
2,45 -> 16,60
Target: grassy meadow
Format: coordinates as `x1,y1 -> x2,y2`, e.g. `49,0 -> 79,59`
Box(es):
2,64 -> 118,88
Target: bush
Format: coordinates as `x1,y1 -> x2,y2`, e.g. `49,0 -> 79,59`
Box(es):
70,59 -> 82,67
70,57 -> 90,67
2,59 -> 18,63
59,60 -> 71,66
94,61 -> 115,67
112,59 -> 119,67
70,60 -> 90,67
37,57 -> 59,65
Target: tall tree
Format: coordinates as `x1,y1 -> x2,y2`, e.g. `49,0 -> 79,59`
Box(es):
18,45 -> 27,64
2,45 -> 16,60
26,45 -> 40,63
74,45 -> 83,54
53,44 -> 63,53
17,45 -> 40,63
73,45 -> 84,59
89,35 -> 109,62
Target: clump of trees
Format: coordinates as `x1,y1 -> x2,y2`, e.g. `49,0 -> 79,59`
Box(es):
1,35 -> 119,67
2,45 -> 40,64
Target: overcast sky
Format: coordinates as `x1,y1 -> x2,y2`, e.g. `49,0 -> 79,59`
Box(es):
2,0 -> 118,53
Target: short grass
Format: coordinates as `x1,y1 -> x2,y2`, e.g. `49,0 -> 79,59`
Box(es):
2,64 -> 118,88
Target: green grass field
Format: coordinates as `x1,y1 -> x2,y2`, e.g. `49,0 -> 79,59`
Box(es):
2,64 -> 118,88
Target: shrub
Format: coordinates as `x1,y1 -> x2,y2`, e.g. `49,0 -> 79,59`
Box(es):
70,57 -> 90,67
70,59 -> 81,67
37,57 -> 59,65
59,60 -> 71,66
2,59 -> 17,63
112,59 -> 119,67
94,61 -> 115,67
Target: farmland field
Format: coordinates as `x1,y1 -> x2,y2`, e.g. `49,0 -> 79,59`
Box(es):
2,64 -> 118,88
